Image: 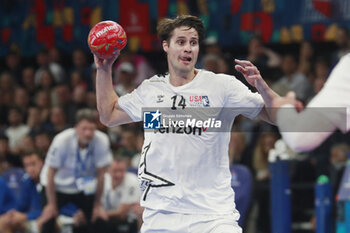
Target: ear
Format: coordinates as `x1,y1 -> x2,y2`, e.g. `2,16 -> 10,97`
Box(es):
162,40 -> 169,53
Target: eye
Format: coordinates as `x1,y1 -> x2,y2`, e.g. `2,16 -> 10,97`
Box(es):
190,40 -> 198,46
177,40 -> 185,45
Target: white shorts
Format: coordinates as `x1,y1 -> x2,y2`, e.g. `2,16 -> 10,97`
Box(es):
140,208 -> 242,233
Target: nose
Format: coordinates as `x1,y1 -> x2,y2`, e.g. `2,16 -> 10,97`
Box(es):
184,42 -> 192,53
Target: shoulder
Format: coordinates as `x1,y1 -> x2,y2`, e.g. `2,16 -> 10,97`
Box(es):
147,74 -> 168,84
20,174 -> 33,186
54,128 -> 75,141
52,128 -> 75,145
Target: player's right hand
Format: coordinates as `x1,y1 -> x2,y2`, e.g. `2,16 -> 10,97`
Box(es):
93,52 -> 120,71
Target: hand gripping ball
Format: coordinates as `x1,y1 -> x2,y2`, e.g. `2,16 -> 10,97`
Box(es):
88,21 -> 127,59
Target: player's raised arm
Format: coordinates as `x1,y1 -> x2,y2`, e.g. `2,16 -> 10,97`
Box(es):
94,54 -> 133,127
235,59 -> 286,124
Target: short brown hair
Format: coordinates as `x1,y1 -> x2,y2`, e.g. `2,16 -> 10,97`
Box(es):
76,108 -> 97,124
157,15 -> 205,46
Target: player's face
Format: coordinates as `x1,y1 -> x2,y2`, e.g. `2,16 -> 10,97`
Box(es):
109,161 -> 126,187
75,119 -> 96,147
163,26 -> 199,75
23,154 -> 43,181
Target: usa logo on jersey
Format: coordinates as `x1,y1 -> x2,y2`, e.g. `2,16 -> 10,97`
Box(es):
188,95 -> 210,107
143,110 -> 162,129
202,96 -> 210,107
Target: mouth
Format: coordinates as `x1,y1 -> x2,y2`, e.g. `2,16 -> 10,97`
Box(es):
180,56 -> 192,64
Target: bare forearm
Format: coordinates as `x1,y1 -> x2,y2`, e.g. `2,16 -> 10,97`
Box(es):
94,167 -> 106,206
255,79 -> 280,124
96,68 -> 119,125
46,168 -> 57,205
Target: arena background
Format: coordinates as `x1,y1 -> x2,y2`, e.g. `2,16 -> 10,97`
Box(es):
1,0 -> 350,233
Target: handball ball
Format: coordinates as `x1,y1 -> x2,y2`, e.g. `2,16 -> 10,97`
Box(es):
88,21 -> 127,59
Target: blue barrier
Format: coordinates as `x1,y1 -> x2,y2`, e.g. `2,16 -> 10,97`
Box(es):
269,158 -> 291,233
315,175 -> 332,233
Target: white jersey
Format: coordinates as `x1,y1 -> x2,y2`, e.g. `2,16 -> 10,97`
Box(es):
308,53 -> 350,132
118,69 -> 264,214
102,172 -> 141,210
277,53 -> 350,152
40,128 -> 112,194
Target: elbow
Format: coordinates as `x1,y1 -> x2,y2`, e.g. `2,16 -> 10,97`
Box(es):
99,115 -> 112,127
97,108 -> 115,127
281,132 -> 320,153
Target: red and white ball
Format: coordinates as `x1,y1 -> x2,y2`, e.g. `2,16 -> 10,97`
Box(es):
87,20 -> 127,59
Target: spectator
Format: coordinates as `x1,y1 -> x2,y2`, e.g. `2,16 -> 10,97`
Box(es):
201,36 -> 229,73
115,127 -> 138,166
308,57 -> 330,101
35,49 -> 66,85
99,157 -> 141,233
37,68 -> 56,92
5,107 -> 30,153
329,143 -> 350,196
35,90 -> 51,124
4,51 -> 22,85
14,87 -> 30,113
298,41 -> 314,77
40,109 -> 112,233
0,134 -> 10,174
252,132 -> 278,233
70,48 -> 92,89
0,177 -> 16,215
202,54 -> 220,73
0,134 -> 22,170
86,92 -> 97,109
17,135 -> 36,154
70,71 -> 87,89
48,47 -> 64,66
114,62 -> 137,96
130,131 -> 144,169
272,54 -> 311,102
44,107 -> 69,135
0,73 -> 15,111
21,67 -> 37,98
0,152 -> 45,233
27,107 -> 43,135
34,132 -> 52,156
246,36 -> 281,74
113,49 -> 155,86
228,132 -> 247,164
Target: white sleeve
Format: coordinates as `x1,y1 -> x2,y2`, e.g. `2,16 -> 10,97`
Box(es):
118,80 -> 149,122
277,55 -> 350,152
223,75 -> 264,119
277,105 -> 335,152
94,133 -> 112,168
45,137 -> 63,168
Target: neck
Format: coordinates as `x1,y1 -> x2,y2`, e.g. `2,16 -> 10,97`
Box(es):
78,142 -> 88,149
169,67 -> 197,87
112,181 -> 119,189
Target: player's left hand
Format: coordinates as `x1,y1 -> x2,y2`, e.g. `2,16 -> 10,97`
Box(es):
234,59 -> 262,87
91,204 -> 108,222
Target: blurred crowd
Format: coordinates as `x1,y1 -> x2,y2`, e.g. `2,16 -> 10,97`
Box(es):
1,26 -> 350,233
